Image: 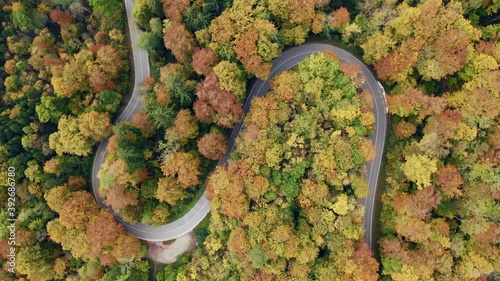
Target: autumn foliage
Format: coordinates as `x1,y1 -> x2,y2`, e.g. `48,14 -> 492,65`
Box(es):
206,164 -> 248,219
0,0 -> 146,278
104,184 -> 139,211
191,47 -> 219,76
162,0 -> 190,22
190,53 -> 378,279
156,176 -> 187,205
360,0 -> 500,279
173,109 -> 199,142
233,30 -> 272,79
163,21 -> 196,63
161,151 -> 201,188
5,0 -> 498,278
197,132 -> 227,160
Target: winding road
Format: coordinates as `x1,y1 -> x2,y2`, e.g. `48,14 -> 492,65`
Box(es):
91,0 -> 387,250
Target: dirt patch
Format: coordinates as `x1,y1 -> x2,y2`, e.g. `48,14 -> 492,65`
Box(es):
144,232 -> 196,264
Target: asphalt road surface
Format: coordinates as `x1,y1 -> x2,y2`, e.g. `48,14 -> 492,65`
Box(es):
91,0 -> 387,247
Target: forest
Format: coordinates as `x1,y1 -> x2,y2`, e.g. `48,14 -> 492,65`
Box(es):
0,0 -> 498,280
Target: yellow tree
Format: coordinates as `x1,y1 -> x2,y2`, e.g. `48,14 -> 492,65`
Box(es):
197,132 -> 228,160
361,31 -> 395,64
268,0 -> 315,25
401,154 -> 438,189
272,70 -> 303,102
299,179 -> 329,207
206,165 -> 249,219
51,50 -> 92,97
156,176 -> 187,205
359,138 -> 376,161
332,194 -> 352,216
368,0 -> 481,83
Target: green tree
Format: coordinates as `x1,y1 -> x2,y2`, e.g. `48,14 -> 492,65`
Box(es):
53,0 -> 74,8
11,2 -> 47,32
89,0 -> 124,21
165,73 -> 195,107
146,103 -> 177,129
101,261 -> 150,281
94,90 -> 121,113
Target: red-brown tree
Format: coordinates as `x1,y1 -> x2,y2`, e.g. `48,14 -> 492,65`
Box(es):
50,10 -> 75,28
162,0 -> 190,22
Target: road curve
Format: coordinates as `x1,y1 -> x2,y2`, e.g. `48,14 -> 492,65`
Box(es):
91,0 -> 387,247
91,0 -> 150,224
